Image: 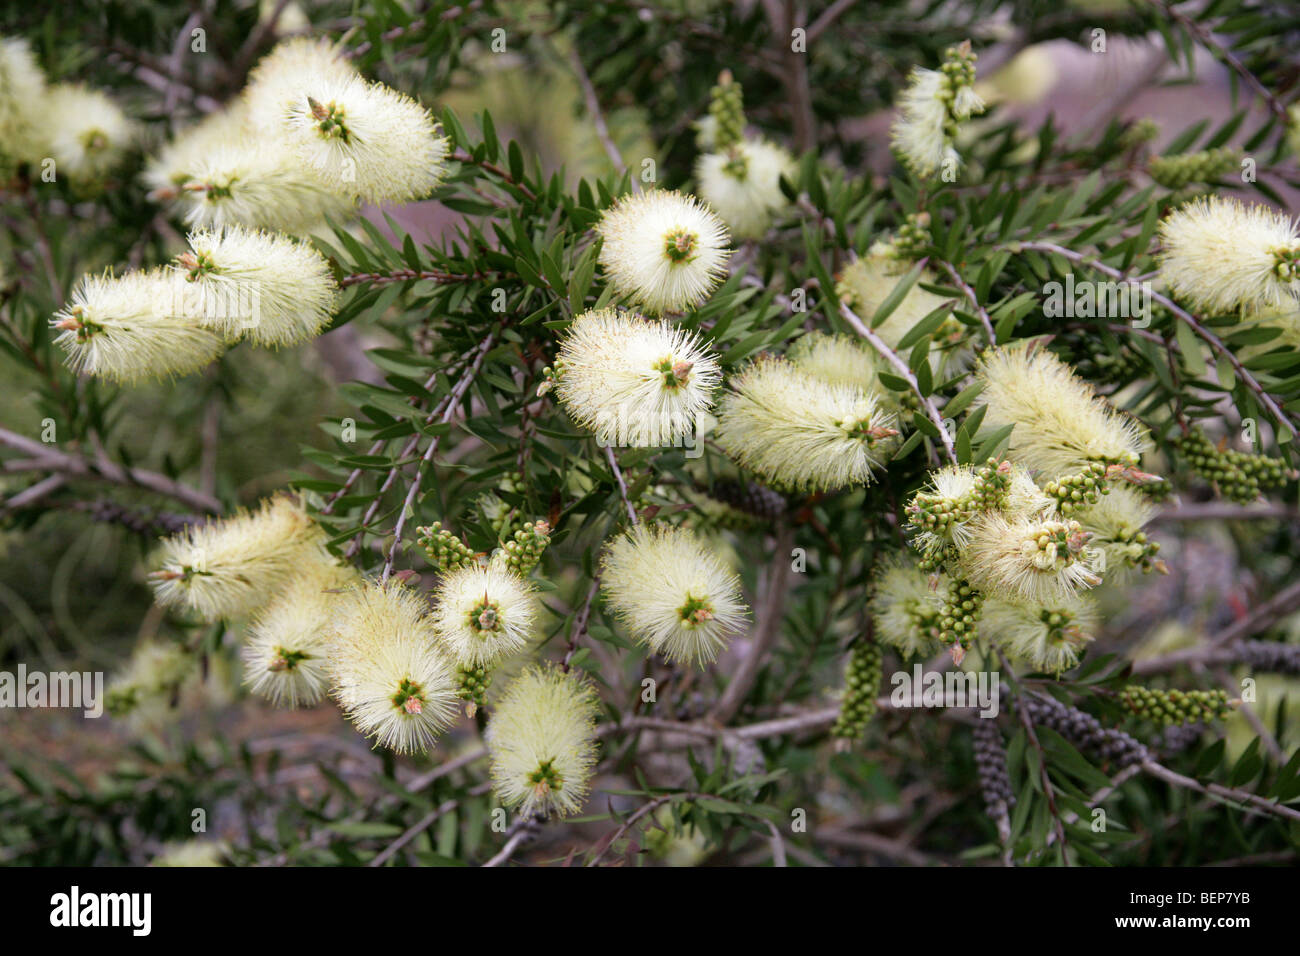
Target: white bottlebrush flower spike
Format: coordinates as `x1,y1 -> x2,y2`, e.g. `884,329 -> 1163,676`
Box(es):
871,561 -> 947,660
1077,484 -> 1161,580
835,251 -> 970,376
600,524 -> 747,666
149,494 -> 329,621
786,332 -> 889,398
243,37 -> 358,134
44,83 -> 137,185
596,190 -> 731,314
52,270 -> 226,383
0,36 -> 47,175
891,42 -> 984,179
280,72 -> 450,204
143,103 -> 252,202
1158,196 -> 1300,315
432,563 -> 540,668
960,511 -> 1104,604
328,583 -> 460,754
171,140 -> 354,235
977,344 -> 1151,475
982,594 -> 1098,676
487,665 -> 600,818
551,307 -> 721,448
173,225 -> 339,346
242,561 -> 359,708
714,357 -> 898,492
695,138 -> 794,239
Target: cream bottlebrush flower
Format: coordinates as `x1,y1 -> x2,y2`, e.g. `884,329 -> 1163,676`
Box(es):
786,332 -> 893,404
171,140 -> 355,235
44,84 -> 137,185
695,138 -> 794,239
280,73 -> 449,204
908,463 -> 979,556
982,594 -> 1098,676
714,357 -> 898,492
328,583 -> 460,754
150,840 -> 230,867
0,36 -> 47,174
432,563 -> 540,668
104,640 -> 201,726
142,103 -> 251,202
596,190 -> 731,314
600,524 -> 747,666
243,37 -> 358,134
871,562 -> 948,660
173,225 -> 338,347
835,251 -> 969,375
242,562 -> 360,708
51,270 -> 225,383
551,308 -> 721,447
1158,196 -> 1300,315
149,494 -> 329,621
891,43 -> 984,178
487,665 -> 600,819
960,512 -> 1103,604
977,344 -> 1151,475
1077,484 -> 1162,579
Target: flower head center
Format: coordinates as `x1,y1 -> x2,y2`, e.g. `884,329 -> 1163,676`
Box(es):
308,96 -> 351,142
393,677 -> 425,714
528,758 -> 563,794
470,597 -> 501,634
678,593 -> 715,627
663,227 -> 698,264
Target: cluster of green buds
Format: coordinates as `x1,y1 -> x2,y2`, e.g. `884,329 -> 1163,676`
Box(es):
497,519 -> 551,576
536,359 -> 565,397
1147,147 -> 1240,189
831,642 -> 883,743
416,521 -> 477,572
708,69 -> 745,152
1106,519 -> 1166,575
938,40 -> 979,116
104,685 -> 140,717
1043,461 -> 1110,516
890,212 -> 932,260
1118,117 -> 1160,152
1120,686 -> 1234,726
1022,518 -> 1092,574
1053,334 -> 1145,385
969,459 -> 1014,511
940,576 -> 983,663
456,663 -> 491,716
1273,244 -> 1300,284
904,595 -> 946,649
907,491 -> 970,559
1170,429 -> 1295,504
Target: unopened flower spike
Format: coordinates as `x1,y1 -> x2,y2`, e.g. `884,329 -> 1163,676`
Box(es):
551,308 -> 722,448
600,524 -> 748,667
487,665 -> 600,819
491,519 -> 551,576
417,521 -> 478,573
595,190 -> 731,314
831,642 -> 883,746
328,581 -> 459,754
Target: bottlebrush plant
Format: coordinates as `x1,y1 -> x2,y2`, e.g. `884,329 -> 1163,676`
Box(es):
1,1 -> 1300,870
